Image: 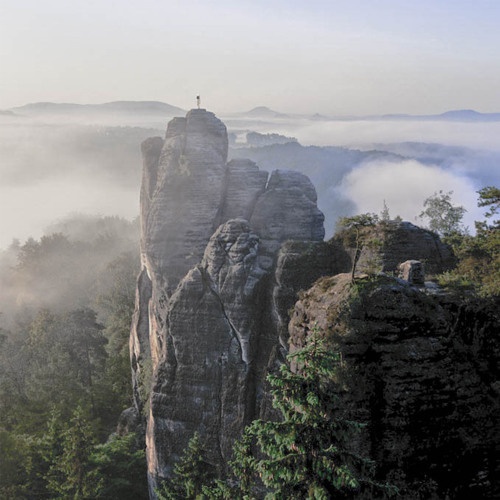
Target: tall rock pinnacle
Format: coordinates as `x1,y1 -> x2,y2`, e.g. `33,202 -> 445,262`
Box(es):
129,109 -> 325,494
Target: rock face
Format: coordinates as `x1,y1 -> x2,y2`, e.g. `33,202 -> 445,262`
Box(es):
289,274 -> 500,498
333,220 -> 456,276
129,109 -> 496,498
129,110 -> 325,494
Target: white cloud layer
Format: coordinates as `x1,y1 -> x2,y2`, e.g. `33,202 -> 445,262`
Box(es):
338,159 -> 484,231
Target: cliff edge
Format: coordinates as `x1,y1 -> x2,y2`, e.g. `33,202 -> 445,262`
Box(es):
289,273 -> 499,498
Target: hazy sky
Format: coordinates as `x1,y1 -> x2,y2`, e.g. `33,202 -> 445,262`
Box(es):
1,0 -> 500,115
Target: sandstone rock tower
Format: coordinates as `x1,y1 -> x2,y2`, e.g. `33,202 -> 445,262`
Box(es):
129,109 -> 325,493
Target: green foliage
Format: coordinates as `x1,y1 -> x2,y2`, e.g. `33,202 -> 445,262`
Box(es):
89,433 -> 148,499
45,406 -> 100,499
477,186 -> 500,224
0,406 -> 147,499
337,213 -> 380,230
419,190 -> 467,237
157,432 -> 214,500
0,223 -> 141,498
93,252 -> 138,414
337,213 -> 379,281
206,332 -> 396,499
0,429 -> 31,498
93,251 -> 137,355
380,200 -> 391,222
438,186 -> 499,297
0,307 -> 111,436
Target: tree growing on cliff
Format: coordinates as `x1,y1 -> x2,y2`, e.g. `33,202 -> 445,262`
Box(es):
337,213 -> 379,281
206,331 -> 395,499
419,190 -> 466,236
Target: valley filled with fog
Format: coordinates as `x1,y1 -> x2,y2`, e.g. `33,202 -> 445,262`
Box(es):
1,103 -> 499,250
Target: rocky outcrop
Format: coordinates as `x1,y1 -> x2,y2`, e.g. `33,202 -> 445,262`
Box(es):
333,220 -> 456,276
129,109 -> 325,493
289,273 -> 500,498
129,108 -> 495,499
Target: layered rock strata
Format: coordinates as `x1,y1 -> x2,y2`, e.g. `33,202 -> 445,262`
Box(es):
129,109 -> 325,493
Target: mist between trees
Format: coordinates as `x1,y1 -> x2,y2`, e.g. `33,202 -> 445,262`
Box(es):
0,214 -> 148,498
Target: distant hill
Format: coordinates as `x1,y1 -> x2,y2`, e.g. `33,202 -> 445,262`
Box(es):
435,109 -> 500,121
377,109 -> 500,122
243,106 -> 289,119
11,100 -> 186,116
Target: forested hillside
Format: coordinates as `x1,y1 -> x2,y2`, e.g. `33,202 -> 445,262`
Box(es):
0,215 -> 148,498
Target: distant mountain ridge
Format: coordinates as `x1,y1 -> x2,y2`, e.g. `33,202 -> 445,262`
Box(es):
232,106 -> 500,122
11,100 -> 186,116
377,109 -> 500,122
6,101 -> 500,122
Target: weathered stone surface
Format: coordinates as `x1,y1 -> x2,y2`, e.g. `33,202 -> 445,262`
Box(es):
129,267 -> 153,413
146,219 -> 269,483
129,109 -> 487,499
333,220 -> 456,276
398,259 -> 425,285
117,407 -> 141,437
250,169 -> 325,259
273,241 -> 334,347
289,274 -> 500,498
221,159 -> 268,221
142,109 -> 229,294
129,110 -> 327,495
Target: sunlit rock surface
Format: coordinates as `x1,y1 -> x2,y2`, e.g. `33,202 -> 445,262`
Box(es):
129,109 -> 325,494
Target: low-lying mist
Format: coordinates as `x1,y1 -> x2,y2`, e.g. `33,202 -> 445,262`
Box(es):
0,213 -> 139,329
253,117 -> 500,152
1,109 -> 499,249
230,124 -> 500,237
0,117 -> 158,248
337,158 -> 483,230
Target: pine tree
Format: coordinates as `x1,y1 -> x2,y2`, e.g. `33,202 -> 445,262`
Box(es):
157,432 -> 214,500
380,200 -> 391,222
88,433 -> 148,499
206,331 -> 396,499
46,406 -> 101,499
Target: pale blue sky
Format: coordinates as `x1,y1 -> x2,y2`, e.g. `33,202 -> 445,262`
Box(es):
1,0 -> 499,114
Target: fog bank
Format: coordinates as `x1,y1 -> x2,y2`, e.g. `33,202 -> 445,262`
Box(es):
1,111 -> 499,249
338,159 -> 483,231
